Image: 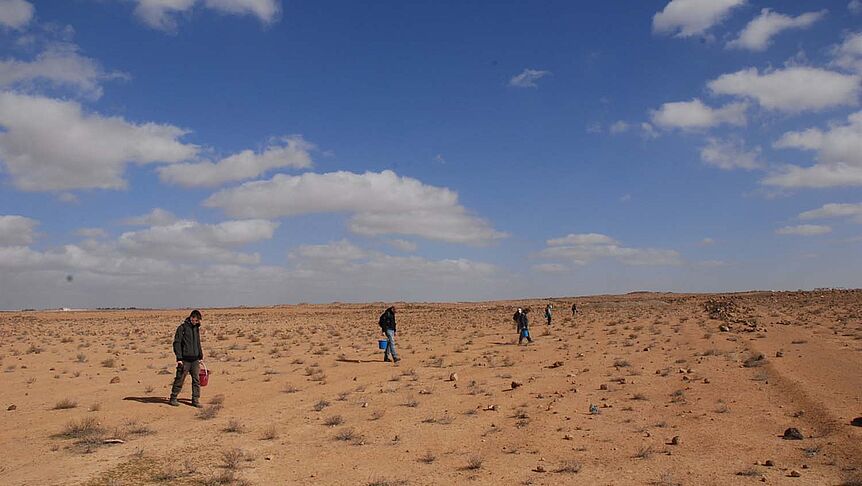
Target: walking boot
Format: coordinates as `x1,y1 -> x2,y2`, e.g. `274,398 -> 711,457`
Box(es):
191,399 -> 202,408
169,396 -> 179,407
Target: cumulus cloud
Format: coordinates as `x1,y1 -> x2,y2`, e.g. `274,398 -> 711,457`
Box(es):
832,32 -> 862,74
0,43 -> 127,99
0,92 -> 198,191
204,170 -> 507,245
0,215 -> 38,245
539,233 -> 682,266
775,224 -> 831,236
653,0 -> 745,38
508,68 -> 551,88
708,67 -> 861,113
700,137 -> 763,170
387,239 -> 417,253
203,0 -> 280,24
799,202 -> 862,223
531,263 -> 568,273
727,8 -> 826,51
651,98 -> 747,130
766,111 -> 862,188
133,0 -> 197,31
76,228 -> 108,239
289,239 -> 368,264
122,208 -> 179,226
133,0 -> 279,30
158,135 -> 313,187
851,0 -> 862,15
117,219 -> 278,264
0,0 -> 34,29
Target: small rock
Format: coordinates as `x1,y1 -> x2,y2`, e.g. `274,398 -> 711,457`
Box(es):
789,470 -> 801,478
511,381 -> 522,389
109,376 -> 120,384
719,325 -> 730,332
534,465 -> 546,473
599,384 -> 608,390
703,378 -> 710,384
670,436 -> 680,445
7,404 -> 16,411
449,372 -> 458,382
563,434 -> 573,440
851,417 -> 862,427
265,455 -> 273,461
589,404 -> 600,415
361,402 -> 368,408
801,464 -> 809,469
103,438 -> 124,444
775,351 -> 784,358
764,460 -> 775,467
419,389 -> 431,395
548,361 -> 563,368
783,427 -> 804,440
484,404 -> 497,411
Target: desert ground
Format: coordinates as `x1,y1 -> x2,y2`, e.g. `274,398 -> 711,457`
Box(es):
1,290 -> 861,485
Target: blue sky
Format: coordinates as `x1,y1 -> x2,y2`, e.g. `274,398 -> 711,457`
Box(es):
0,0 -> 861,309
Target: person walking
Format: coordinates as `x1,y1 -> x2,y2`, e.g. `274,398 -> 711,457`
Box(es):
169,310 -> 204,407
544,304 -> 553,327
514,307 -> 532,345
571,302 -> 578,317
379,306 -> 400,363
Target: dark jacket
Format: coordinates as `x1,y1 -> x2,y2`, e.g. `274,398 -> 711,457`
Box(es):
379,308 -> 396,332
173,318 -> 203,362
514,311 -> 529,331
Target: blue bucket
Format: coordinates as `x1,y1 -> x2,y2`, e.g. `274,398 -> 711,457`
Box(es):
378,339 -> 388,350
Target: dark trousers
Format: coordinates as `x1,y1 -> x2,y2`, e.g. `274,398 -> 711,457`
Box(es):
171,360 -> 200,400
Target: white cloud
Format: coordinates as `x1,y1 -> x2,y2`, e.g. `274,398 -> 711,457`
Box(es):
289,239 -> 368,264
203,0 -> 280,24
727,8 -> 826,51
539,233 -> 682,266
766,111 -> 862,188
708,67 -> 861,113
76,228 -> 108,239
651,98 -> 747,130
776,224 -> 831,236
832,32 -> 862,74
850,0 -> 862,15
133,0 -> 280,30
640,122 -> 659,139
118,219 -> 278,264
204,170 -> 507,245
0,215 -> 38,245
508,68 -> 551,88
653,0 -> 745,38
387,239 -> 417,253
0,0 -> 34,30
699,237 -> 715,246
158,135 -> 313,187
609,121 -> 629,134
700,137 -> 763,170
0,43 -> 127,99
133,0 -> 197,31
122,208 -> 179,226
799,202 -> 862,223
0,92 -> 198,191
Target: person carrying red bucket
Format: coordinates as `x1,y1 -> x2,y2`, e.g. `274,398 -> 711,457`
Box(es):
169,309 -> 206,407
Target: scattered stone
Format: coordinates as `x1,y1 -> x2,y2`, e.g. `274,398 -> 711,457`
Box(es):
511,381 -> 522,389
670,436 -> 680,445
109,376 -> 120,384
7,404 -> 16,411
484,404 -> 497,411
103,438 -> 124,444
851,417 -> 862,427
361,402 -> 368,408
419,389 -> 431,395
449,373 -> 458,382
783,427 -> 804,440
801,464 -> 809,469
599,384 -> 608,390
719,325 -> 730,332
789,470 -> 801,478
703,378 -> 710,384
775,351 -> 784,358
534,465 -> 546,473
589,404 -> 600,415
563,434 -> 573,440
265,456 -> 273,461
764,460 -> 775,467
548,361 -> 563,369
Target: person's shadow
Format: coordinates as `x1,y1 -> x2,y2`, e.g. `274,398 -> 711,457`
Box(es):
123,396 -> 194,406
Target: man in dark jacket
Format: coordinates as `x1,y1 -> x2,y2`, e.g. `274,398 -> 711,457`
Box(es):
169,310 -> 204,407
379,306 -> 400,363
514,307 -> 532,345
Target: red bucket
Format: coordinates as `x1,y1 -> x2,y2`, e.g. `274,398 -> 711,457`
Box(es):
199,362 -> 209,387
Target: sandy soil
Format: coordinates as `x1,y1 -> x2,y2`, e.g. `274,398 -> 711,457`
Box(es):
1,290 -> 861,485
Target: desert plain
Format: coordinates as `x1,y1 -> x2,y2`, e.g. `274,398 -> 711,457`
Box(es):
1,290 -> 861,485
